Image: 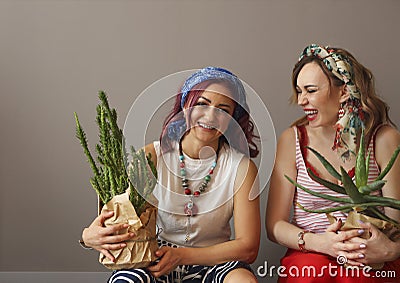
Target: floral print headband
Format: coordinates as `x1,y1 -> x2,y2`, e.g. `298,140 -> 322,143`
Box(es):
299,44 -> 364,161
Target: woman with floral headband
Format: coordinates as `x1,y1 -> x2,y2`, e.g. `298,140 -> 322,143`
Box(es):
266,44 -> 400,282
81,67 -> 261,283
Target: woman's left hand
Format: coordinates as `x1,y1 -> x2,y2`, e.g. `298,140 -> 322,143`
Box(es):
147,246 -> 183,278
347,222 -> 399,265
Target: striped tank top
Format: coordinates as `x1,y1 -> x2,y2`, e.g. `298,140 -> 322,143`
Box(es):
292,126 -> 382,234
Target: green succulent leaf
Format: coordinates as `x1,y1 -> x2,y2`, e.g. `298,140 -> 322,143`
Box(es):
364,195 -> 400,210
358,180 -> 386,195
307,146 -> 341,180
285,175 -> 352,203
297,202 -> 385,214
287,131 -> 400,225
340,167 -> 366,204
368,207 -> 399,225
307,168 -> 346,195
296,203 -> 351,213
355,127 -> 367,188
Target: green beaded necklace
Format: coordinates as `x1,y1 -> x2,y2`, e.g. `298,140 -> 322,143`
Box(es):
178,138 -> 222,242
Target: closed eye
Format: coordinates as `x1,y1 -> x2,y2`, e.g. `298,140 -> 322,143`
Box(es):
195,102 -> 231,114
216,107 -> 230,114
195,101 -> 209,106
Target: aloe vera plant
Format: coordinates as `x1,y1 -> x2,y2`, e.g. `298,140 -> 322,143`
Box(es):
285,128 -> 400,226
74,91 -> 157,215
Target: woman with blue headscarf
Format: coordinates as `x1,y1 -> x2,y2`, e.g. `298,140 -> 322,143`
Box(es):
81,67 -> 261,283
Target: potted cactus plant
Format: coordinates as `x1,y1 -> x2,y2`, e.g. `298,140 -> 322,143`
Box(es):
285,128 -> 400,269
74,91 -> 158,269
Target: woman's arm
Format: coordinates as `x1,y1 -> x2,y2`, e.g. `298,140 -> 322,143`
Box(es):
148,157 -> 261,277
266,128 -> 298,247
266,128 -> 365,263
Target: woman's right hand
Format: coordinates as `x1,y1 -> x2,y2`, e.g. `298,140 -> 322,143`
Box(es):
81,210 -> 136,262
315,219 -> 367,266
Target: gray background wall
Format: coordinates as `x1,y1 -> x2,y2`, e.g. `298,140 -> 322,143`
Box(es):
1,0 -> 399,282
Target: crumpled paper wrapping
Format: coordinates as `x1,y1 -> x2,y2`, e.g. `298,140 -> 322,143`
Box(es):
328,211 -> 400,269
99,190 -> 158,270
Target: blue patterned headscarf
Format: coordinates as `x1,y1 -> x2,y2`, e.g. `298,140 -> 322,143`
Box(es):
168,67 -> 248,141
180,67 -> 247,112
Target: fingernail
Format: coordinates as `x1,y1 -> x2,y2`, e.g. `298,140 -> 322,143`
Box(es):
358,254 -> 365,259
358,229 -> 364,234
358,220 -> 365,224
360,263 -> 365,267
129,233 -> 135,237
359,244 -> 366,249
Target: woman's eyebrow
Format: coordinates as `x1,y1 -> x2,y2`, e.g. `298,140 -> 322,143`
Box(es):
199,96 -> 232,109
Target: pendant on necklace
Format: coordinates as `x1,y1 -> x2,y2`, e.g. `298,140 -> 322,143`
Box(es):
179,139 -> 222,243
184,200 -> 198,216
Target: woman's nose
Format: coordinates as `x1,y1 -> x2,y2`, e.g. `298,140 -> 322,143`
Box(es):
297,92 -> 308,106
203,106 -> 218,119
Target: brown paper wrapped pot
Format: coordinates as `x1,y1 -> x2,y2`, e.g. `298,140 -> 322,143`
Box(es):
99,190 -> 158,270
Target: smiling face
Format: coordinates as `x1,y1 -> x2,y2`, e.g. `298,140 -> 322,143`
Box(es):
184,83 -> 236,146
296,62 -> 348,128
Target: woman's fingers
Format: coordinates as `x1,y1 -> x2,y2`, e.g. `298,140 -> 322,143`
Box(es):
343,242 -> 367,252
345,259 -> 365,267
102,223 -> 130,236
326,218 -> 342,232
148,247 -> 181,278
96,210 -> 114,226
336,228 -> 365,242
102,231 -> 136,245
100,248 -> 116,262
84,210 -> 138,253
101,242 -> 128,251
86,223 -> 135,249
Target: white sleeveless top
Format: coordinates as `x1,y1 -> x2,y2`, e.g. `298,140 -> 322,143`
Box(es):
153,141 -> 245,247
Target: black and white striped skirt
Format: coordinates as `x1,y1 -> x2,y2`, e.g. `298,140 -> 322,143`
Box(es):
107,240 -> 253,283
